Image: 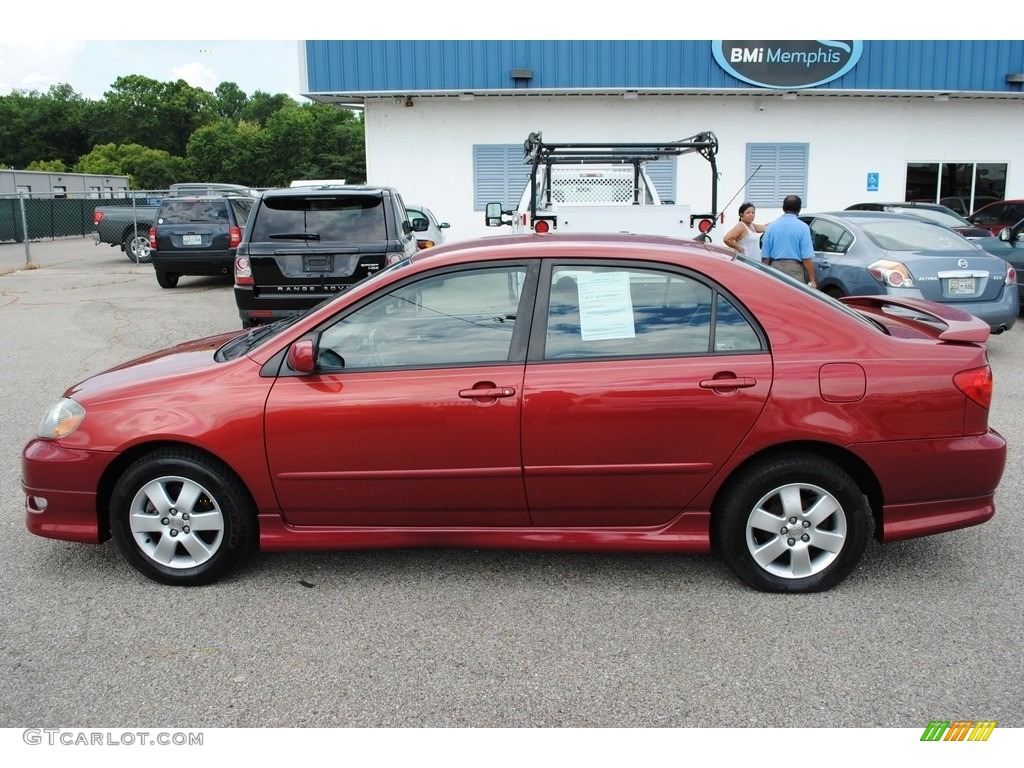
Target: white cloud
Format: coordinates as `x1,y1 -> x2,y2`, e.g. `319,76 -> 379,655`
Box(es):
0,40 -> 87,95
170,62 -> 219,92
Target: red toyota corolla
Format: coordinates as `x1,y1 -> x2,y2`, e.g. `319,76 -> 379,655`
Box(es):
22,234 -> 1006,592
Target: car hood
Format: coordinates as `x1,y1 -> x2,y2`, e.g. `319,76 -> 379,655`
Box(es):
65,330 -> 244,402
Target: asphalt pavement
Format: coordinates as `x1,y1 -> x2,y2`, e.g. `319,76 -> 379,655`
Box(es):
1,238 -> 1022,730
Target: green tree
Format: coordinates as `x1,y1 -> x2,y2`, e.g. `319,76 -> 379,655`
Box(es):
185,119 -> 262,185
96,75 -> 217,156
0,84 -> 99,169
214,82 -> 248,122
74,143 -> 186,189
240,90 -> 297,127
26,159 -> 68,172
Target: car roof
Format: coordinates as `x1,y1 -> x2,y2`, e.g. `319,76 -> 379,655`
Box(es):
806,210 -> 945,223
410,232 -> 725,266
261,185 -> 397,197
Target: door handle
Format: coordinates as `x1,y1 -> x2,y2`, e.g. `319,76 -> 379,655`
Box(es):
699,377 -> 756,390
459,385 -> 517,399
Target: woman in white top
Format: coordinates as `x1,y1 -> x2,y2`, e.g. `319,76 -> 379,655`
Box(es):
722,202 -> 766,259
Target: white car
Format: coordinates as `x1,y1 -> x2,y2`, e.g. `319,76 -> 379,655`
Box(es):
406,204 -> 450,249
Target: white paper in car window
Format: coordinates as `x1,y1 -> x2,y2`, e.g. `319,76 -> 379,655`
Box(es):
577,271 -> 635,341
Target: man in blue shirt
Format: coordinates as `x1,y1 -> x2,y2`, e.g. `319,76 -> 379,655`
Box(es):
761,195 -> 817,289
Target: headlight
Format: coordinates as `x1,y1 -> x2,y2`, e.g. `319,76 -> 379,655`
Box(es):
38,398 -> 86,439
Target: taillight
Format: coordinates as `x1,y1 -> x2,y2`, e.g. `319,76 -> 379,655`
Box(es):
1006,266 -> 1017,286
234,256 -> 253,286
229,225 -> 242,247
697,218 -> 714,234
867,259 -> 915,288
954,366 -> 993,409
148,226 -> 156,248
93,210 -> 103,225
534,219 -> 550,234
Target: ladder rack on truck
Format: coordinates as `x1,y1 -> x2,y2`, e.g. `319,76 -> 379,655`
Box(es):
485,131 -> 720,239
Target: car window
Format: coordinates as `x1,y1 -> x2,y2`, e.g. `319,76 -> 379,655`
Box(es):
251,195 -> 387,241
543,266 -> 762,360
230,198 -> 255,223
860,219 -> 968,251
157,199 -> 230,224
972,204 -> 1009,224
316,266 -> 528,369
808,219 -> 853,254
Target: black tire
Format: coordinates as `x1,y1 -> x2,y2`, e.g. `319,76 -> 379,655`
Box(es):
713,453 -> 872,593
155,270 -> 179,289
122,231 -> 153,263
109,448 -> 256,586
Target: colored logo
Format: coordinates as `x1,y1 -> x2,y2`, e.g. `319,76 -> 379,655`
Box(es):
921,721 -> 997,741
712,41 -> 863,89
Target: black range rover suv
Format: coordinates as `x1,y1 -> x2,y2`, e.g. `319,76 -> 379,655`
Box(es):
233,185 -> 424,327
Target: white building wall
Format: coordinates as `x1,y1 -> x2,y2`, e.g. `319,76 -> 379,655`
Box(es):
363,94 -> 1024,244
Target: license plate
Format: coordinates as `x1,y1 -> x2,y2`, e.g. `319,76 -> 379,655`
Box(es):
182,234 -> 202,246
947,277 -> 976,295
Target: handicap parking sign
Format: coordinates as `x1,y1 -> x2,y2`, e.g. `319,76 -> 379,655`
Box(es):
867,172 -> 879,192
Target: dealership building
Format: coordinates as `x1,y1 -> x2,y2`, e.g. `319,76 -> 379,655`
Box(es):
298,40 -> 1024,242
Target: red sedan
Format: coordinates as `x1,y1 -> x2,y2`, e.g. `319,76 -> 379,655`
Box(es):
22,234 -> 1006,592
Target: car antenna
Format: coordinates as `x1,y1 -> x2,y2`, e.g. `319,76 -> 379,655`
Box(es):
720,164 -> 763,214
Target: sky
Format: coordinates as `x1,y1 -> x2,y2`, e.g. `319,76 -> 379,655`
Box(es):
0,40 -> 307,102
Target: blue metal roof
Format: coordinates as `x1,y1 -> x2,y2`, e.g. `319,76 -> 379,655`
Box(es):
303,40 -> 1024,96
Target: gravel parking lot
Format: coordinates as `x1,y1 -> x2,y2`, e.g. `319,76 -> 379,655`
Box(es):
1,239 -> 1022,734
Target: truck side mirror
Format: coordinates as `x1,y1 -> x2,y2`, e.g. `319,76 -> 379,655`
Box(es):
485,202 -> 506,227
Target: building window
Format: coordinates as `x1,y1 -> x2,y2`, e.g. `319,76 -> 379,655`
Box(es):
744,143 -> 810,208
905,162 -> 1006,216
643,158 -> 678,204
473,144 -> 532,211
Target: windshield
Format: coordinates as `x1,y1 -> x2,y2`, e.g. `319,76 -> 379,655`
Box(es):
215,258 -> 414,361
894,207 -> 969,228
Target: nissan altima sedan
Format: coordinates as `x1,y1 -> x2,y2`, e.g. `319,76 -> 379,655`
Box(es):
22,233 -> 1007,593
800,211 -> 1018,333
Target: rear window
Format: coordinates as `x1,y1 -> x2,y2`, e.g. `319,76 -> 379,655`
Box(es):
158,199 -> 231,225
251,195 -> 387,241
859,219 -> 971,251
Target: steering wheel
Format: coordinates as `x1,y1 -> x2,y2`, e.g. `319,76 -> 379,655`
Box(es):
368,328 -> 399,367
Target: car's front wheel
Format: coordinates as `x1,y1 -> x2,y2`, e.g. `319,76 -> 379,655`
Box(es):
714,453 -> 872,593
109,448 -> 256,586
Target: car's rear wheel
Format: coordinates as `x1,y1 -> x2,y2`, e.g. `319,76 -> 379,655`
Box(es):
122,232 -> 153,263
714,453 -> 872,593
155,270 -> 179,289
109,448 -> 256,586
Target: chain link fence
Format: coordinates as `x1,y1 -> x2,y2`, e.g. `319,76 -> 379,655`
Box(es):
0,190 -> 172,274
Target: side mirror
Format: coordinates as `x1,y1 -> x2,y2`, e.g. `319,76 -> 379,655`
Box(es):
999,227 -> 1012,242
485,202 -> 506,227
439,221 -> 450,230
288,339 -> 315,373
411,217 -> 429,232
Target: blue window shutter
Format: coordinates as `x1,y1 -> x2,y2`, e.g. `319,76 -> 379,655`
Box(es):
473,145 -> 532,211
745,143 -> 809,208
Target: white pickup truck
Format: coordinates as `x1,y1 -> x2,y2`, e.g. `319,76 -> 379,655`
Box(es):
485,131 -> 720,240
